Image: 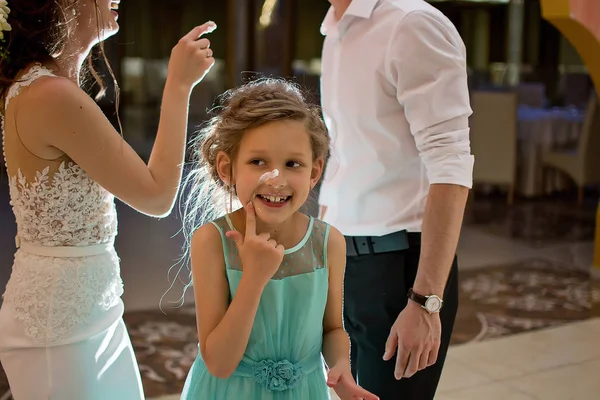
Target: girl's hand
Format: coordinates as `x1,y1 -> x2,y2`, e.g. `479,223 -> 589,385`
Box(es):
226,202 -> 284,286
327,364 -> 379,400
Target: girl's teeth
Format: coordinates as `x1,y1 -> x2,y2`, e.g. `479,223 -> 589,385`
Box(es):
262,195 -> 287,203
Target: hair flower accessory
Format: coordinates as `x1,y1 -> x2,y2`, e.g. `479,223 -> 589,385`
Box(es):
0,0 -> 11,60
0,1 -> 10,38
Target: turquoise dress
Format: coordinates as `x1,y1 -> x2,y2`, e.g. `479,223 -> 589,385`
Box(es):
181,215 -> 331,399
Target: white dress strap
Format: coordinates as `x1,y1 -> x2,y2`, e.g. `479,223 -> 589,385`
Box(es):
4,63 -> 56,110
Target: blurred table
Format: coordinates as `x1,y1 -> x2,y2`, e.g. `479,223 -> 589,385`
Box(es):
517,106 -> 586,197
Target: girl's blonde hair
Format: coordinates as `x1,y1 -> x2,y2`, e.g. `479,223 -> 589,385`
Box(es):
164,78 -> 330,308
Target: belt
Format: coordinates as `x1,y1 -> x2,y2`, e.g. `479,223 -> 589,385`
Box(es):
16,236 -> 115,258
345,230 -> 421,257
232,352 -> 323,391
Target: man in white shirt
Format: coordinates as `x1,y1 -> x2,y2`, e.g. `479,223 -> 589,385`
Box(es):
319,0 -> 473,398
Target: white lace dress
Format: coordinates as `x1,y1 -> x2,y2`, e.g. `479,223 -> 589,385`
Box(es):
0,65 -> 144,399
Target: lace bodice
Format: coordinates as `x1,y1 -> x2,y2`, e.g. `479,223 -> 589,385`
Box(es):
7,163 -> 117,246
2,64 -> 117,246
0,64 -> 122,345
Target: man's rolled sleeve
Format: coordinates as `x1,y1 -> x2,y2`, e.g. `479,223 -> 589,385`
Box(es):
387,10 -> 474,188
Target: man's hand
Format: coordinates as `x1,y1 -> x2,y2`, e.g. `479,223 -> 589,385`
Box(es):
383,301 -> 442,379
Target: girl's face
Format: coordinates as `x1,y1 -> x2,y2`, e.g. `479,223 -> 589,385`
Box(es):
72,0 -> 120,45
218,120 -> 324,225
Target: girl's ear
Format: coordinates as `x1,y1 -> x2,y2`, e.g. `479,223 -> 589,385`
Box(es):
310,157 -> 325,189
216,151 -> 234,187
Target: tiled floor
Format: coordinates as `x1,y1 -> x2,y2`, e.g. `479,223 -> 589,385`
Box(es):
436,318 -> 600,400
464,194 -> 597,247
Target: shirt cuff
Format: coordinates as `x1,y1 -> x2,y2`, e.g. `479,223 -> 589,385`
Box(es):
424,153 -> 474,189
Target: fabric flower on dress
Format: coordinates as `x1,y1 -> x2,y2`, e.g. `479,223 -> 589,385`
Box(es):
253,359 -> 303,391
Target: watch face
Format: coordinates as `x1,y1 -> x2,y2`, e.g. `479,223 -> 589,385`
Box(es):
425,296 -> 442,313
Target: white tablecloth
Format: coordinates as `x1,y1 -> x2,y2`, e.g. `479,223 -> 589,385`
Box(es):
517,106 -> 585,197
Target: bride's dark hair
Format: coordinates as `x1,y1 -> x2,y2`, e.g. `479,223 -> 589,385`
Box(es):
0,0 -> 118,111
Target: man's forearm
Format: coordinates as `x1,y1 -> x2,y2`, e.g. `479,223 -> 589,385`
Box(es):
413,183 -> 469,296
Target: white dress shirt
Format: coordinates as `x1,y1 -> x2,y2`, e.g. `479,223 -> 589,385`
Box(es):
318,0 -> 474,236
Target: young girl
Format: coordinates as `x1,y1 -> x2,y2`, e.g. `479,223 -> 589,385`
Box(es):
180,79 -> 378,399
0,0 -> 215,398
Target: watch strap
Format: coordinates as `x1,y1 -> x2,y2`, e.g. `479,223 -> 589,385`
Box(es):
407,288 -> 427,307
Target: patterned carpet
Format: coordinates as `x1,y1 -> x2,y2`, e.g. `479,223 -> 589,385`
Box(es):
452,258 -> 600,345
124,307 -> 199,397
3,257 -> 596,399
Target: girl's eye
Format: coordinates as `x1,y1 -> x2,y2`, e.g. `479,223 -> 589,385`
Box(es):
250,159 -> 265,166
287,161 -> 302,168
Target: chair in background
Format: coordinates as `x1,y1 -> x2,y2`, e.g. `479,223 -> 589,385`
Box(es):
542,93 -> 600,205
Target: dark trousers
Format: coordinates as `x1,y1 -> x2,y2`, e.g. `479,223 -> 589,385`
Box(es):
343,242 -> 459,400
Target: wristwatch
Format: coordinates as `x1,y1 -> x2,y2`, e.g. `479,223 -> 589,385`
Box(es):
407,288 -> 443,314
